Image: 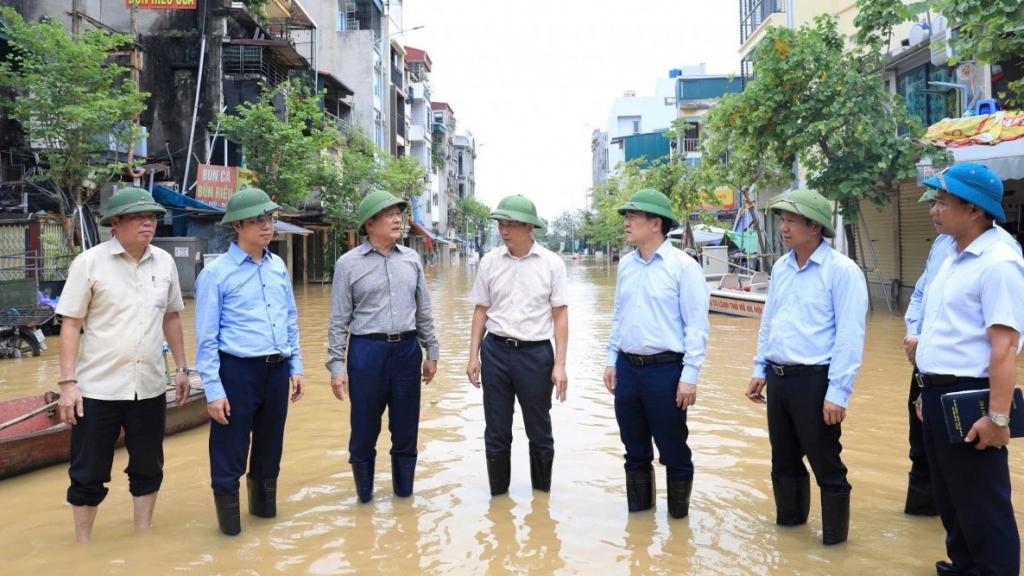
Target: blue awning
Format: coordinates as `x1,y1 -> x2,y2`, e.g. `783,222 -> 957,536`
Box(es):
151,185 -> 224,214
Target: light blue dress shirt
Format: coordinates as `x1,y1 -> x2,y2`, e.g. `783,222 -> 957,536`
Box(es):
195,243 -> 303,402
606,240 -> 711,385
752,241 -> 868,408
916,228 -> 1024,377
904,234 -> 956,337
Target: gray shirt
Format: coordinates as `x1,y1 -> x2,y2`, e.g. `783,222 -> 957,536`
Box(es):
326,241 -> 440,378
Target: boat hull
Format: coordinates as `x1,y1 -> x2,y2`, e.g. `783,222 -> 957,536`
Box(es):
0,386 -> 208,480
709,288 -> 766,318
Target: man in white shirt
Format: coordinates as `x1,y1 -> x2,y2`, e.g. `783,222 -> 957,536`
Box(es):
466,195 -> 569,496
915,163 -> 1024,576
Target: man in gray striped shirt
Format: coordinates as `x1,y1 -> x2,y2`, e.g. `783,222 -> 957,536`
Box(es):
326,190 -> 440,503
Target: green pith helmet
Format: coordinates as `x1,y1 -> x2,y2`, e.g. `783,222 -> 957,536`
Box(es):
488,195 -> 545,229
220,188 -> 281,226
769,188 -> 835,238
617,188 -> 679,227
100,187 -> 166,226
356,189 -> 407,235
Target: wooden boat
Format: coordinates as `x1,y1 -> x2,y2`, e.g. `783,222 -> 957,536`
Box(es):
707,272 -> 768,318
0,381 -> 208,479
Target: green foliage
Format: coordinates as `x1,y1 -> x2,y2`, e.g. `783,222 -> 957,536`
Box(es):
548,209 -> 587,250
455,196 -> 492,245
857,0 -> 1024,106
583,160 -> 645,247
0,8 -> 148,208
739,16 -> 945,218
854,0 -> 913,52
320,130 -> 429,231
215,77 -> 341,208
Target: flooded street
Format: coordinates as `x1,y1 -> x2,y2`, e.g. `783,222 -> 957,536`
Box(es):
1,259 -> 1022,575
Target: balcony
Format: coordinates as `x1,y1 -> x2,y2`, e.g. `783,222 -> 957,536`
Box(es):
390,65 -> 403,91
739,0 -> 785,59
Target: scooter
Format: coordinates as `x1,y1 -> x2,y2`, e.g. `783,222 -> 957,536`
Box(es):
0,325 -> 44,358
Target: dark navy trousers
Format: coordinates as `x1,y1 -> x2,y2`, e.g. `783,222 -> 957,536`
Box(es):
921,378 -> 1019,575
613,353 -> 692,481
347,336 -> 423,464
480,335 -> 555,457
766,370 -> 850,493
209,352 -> 290,496
907,368 -> 930,483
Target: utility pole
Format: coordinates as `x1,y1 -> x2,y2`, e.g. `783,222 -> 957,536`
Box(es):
72,0 -> 83,35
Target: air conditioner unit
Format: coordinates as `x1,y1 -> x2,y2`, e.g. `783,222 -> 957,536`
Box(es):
930,17 -> 957,66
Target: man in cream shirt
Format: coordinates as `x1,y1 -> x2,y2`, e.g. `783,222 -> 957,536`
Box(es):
467,195 -> 569,497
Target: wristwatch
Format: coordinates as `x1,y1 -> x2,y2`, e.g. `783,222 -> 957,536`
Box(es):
987,411 -> 1011,427
175,367 -> 192,376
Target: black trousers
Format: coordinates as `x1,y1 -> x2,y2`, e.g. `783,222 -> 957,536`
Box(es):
67,394 -> 167,506
766,370 -> 850,493
907,368 -> 930,483
480,335 -> 555,456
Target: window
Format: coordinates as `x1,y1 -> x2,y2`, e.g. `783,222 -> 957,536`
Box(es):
618,115 -> 641,135
896,63 -> 956,130
632,119 -> 641,134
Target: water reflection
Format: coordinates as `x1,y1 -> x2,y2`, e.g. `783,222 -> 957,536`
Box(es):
0,258 -> 1021,574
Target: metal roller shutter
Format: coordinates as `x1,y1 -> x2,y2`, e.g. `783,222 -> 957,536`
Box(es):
853,198 -> 896,289
898,183 -> 937,288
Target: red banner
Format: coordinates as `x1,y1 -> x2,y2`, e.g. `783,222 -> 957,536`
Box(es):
195,165 -> 238,209
126,0 -> 198,9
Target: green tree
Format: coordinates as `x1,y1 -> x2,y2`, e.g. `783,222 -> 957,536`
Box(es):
701,15 -> 946,260
455,196 -> 492,248
549,208 -> 587,251
320,130 -> 429,232
0,8 -> 147,217
583,159 -> 645,249
215,77 -> 341,208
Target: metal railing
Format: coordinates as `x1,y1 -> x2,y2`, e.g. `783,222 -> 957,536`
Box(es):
740,0 -> 784,45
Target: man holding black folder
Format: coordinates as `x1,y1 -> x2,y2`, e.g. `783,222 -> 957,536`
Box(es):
915,163 -> 1024,576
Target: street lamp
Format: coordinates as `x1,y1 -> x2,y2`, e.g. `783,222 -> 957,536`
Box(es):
371,25 -> 425,51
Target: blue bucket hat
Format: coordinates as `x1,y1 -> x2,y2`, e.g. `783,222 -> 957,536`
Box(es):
921,163 -> 1006,222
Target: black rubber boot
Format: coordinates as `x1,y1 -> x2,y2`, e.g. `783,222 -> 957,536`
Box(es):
392,455 -> 417,498
904,474 -> 939,516
772,473 -> 811,526
821,490 -> 850,545
246,476 -> 277,518
351,460 -> 375,503
486,452 -> 511,496
529,452 -> 553,493
214,494 -> 241,536
667,479 -> 693,519
625,468 -> 655,512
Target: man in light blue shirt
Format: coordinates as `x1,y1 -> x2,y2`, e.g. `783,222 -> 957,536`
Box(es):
195,189 -> 305,536
604,189 -> 710,519
901,188 -> 1020,518
745,189 -> 868,546
914,163 -> 1024,576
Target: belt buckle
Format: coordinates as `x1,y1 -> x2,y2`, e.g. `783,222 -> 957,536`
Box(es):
387,333 -> 402,343
265,354 -> 278,363
505,338 -> 519,348
772,365 -> 785,377
915,373 -> 926,387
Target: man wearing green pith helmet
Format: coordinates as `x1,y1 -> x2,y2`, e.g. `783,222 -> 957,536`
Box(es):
195,188 -> 305,536
604,188 -> 710,519
327,189 -> 440,504
467,194 -> 569,497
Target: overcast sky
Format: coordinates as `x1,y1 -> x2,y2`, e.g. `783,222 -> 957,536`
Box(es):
401,0 -> 741,221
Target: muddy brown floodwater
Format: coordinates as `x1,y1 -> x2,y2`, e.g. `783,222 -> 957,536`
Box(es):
0,259 -> 1021,575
